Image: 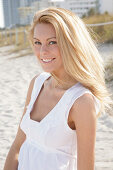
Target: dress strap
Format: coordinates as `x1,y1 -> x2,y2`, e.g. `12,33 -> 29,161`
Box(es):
64,84 -> 101,121
26,72 -> 51,109
30,72 -> 51,100
20,72 -> 51,130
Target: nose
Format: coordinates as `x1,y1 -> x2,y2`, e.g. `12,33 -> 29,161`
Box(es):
40,44 -> 48,55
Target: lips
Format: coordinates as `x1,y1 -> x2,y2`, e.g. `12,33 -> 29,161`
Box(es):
41,58 -> 56,63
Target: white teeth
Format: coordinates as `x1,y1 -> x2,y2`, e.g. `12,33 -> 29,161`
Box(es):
42,59 -> 53,62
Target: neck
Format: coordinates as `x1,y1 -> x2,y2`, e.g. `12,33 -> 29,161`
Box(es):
50,72 -> 77,90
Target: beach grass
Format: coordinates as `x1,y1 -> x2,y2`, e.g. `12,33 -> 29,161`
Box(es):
83,13 -> 113,43
105,59 -> 113,82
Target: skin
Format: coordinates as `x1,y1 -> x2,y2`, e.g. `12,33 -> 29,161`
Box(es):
3,76 -> 36,170
33,23 -> 64,77
4,23 -> 97,170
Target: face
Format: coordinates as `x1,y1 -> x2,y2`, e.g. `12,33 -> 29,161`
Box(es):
33,23 -> 64,74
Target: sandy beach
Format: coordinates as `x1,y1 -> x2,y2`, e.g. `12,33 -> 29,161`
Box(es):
0,44 -> 113,170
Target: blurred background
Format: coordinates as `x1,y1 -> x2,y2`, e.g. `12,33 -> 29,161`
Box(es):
0,0 -> 113,170
0,0 -> 113,49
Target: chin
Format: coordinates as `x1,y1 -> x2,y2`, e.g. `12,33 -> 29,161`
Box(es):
42,67 -> 54,73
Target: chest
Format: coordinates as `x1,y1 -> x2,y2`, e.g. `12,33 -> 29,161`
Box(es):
30,86 -> 75,130
30,86 -> 65,122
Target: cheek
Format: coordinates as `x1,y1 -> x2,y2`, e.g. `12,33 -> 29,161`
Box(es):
52,46 -> 61,57
55,49 -> 62,61
33,46 -> 40,57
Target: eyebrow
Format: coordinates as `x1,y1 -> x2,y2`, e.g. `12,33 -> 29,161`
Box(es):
33,37 -> 56,41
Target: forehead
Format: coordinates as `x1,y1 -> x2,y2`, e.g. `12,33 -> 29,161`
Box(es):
34,23 -> 56,38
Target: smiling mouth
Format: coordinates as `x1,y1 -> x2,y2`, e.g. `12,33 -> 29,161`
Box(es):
41,58 -> 56,63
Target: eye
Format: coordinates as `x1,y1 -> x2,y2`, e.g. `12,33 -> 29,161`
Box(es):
49,41 -> 57,45
34,41 -> 41,45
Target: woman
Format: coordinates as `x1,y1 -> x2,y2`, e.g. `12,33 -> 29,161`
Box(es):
4,7 -> 111,170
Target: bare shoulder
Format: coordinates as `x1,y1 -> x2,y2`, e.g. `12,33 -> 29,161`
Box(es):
22,74 -> 40,116
71,93 -> 97,129
28,73 -> 41,94
10,74 -> 40,151
70,95 -> 97,170
29,74 -> 39,90
76,93 -> 95,109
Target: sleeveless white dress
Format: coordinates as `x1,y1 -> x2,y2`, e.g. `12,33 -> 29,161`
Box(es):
18,72 -> 100,170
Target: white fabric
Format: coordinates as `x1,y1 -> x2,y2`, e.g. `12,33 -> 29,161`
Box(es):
18,72 -> 100,170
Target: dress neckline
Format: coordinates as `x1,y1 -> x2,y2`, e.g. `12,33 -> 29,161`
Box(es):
29,73 -> 80,125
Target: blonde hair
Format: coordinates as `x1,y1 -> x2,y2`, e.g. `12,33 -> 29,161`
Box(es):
29,7 -> 112,114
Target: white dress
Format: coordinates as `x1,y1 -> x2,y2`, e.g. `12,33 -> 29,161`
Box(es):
18,72 -> 100,170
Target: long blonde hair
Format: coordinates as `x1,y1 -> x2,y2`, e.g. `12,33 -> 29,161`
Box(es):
29,7 -> 112,114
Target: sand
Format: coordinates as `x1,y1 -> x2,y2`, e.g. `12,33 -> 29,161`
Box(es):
0,44 -> 113,170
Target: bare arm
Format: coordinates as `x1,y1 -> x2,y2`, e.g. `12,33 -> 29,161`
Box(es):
3,75 -> 37,170
71,93 -> 97,170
